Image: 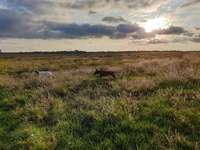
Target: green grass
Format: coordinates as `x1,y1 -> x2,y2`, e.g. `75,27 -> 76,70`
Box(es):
0,52 -> 200,149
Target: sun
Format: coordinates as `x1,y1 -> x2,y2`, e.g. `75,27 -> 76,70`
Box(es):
142,17 -> 170,32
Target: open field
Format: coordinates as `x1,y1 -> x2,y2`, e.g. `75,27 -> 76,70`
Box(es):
0,51 -> 200,150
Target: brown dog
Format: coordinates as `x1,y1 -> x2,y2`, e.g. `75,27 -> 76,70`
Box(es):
94,69 -> 116,79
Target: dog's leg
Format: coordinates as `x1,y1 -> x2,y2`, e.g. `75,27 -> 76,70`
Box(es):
112,73 -> 116,79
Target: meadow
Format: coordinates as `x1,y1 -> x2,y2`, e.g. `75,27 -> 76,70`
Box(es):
0,51 -> 199,150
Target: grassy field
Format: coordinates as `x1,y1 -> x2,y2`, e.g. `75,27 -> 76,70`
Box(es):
0,51 -> 200,150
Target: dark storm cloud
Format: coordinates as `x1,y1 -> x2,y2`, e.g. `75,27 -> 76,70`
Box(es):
181,0 -> 200,8
102,16 -> 128,23
131,26 -> 190,40
116,24 -> 142,33
46,22 -> 189,40
45,22 -> 116,38
44,22 -> 144,39
0,8 -> 138,39
0,9 -> 39,38
0,10 -> 193,41
0,6 -> 196,42
0,8 -> 144,39
158,26 -> 186,35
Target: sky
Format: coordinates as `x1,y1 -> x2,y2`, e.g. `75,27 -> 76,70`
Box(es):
0,0 -> 200,52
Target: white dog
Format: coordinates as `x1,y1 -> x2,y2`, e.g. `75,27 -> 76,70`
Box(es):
35,71 -> 54,78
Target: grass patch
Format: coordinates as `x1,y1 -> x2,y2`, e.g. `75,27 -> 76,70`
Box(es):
0,52 -> 200,149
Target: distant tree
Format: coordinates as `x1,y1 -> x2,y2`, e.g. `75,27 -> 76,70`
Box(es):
0,49 -> 2,53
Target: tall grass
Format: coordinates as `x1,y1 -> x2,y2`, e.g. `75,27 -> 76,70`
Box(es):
0,52 -> 200,149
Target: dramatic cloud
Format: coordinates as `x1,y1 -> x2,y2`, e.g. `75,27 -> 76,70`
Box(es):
0,9 -> 144,39
65,0 -> 167,9
158,26 -> 186,35
102,16 -> 128,23
42,22 -> 145,39
0,9 -> 39,38
0,9 -> 193,41
0,0 -> 200,51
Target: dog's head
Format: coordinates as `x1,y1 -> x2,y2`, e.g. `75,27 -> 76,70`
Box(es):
35,70 -> 39,75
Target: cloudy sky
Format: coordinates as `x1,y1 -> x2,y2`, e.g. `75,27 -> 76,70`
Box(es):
0,0 -> 200,52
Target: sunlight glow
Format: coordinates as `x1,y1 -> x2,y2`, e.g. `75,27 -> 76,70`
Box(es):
143,17 -> 171,32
